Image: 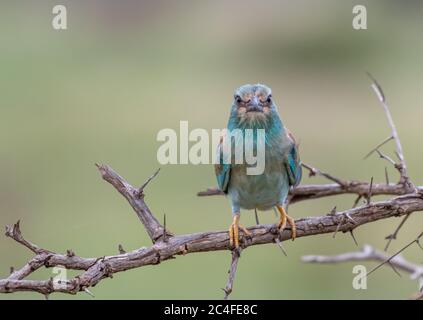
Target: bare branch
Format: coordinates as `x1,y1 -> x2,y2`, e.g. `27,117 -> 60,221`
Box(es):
302,244 -> 423,277
363,136 -> 393,159
223,250 -> 241,300
361,74 -> 417,250
366,231 -> 423,278
96,164 -> 171,242
301,163 -> 347,187
384,213 -> 411,252
1,163 -> 422,296
302,237 -> 423,299
376,149 -> 397,167
197,188 -> 225,196
5,220 -> 44,254
199,182 -> 423,206
367,73 -> 415,191
199,160 -> 423,204
8,254 -> 51,281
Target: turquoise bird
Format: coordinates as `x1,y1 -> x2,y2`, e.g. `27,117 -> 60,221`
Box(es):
215,84 -> 302,248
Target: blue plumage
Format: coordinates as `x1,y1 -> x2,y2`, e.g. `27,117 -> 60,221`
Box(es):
215,84 -> 301,247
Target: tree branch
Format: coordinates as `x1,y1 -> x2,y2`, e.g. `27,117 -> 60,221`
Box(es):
302,240 -> 423,299
367,73 -> 415,192
198,179 -> 423,204
302,244 -> 423,276
1,164 -> 423,296
365,74 -> 417,250
96,164 -> 171,242
363,136 -> 393,160
223,250 -> 241,300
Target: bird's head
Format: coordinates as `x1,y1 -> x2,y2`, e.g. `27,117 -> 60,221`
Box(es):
230,84 -> 278,128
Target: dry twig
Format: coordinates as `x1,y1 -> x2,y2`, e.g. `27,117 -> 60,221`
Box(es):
302,237 -> 423,299
223,250 -> 241,300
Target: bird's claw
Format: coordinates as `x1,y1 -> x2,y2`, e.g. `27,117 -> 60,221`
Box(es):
229,214 -> 251,249
276,205 -> 296,241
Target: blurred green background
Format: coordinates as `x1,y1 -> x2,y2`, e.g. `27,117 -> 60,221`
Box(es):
1,0 -> 423,300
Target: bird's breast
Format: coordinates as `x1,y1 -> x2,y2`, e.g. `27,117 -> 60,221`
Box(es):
228,142 -> 290,210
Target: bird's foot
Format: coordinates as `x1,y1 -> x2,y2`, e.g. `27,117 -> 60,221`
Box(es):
276,205 -> 296,241
229,214 -> 251,249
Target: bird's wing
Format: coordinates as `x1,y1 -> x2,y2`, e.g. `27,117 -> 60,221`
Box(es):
214,134 -> 231,194
284,130 -> 302,187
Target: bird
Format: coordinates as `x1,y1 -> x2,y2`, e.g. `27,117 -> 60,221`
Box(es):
214,84 -> 302,248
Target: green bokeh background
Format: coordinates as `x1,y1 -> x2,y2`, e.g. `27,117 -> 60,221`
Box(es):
1,0 -> 422,299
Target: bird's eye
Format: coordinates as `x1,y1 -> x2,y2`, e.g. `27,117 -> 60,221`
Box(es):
266,95 -> 272,103
235,95 -> 242,104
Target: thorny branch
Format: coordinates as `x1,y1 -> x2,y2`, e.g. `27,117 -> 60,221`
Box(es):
95,164 -> 172,243
366,74 -> 417,251
366,73 -> 414,191
302,236 -> 423,300
198,182 -> 423,204
1,163 -> 422,297
223,250 -> 241,300
1,76 -> 422,298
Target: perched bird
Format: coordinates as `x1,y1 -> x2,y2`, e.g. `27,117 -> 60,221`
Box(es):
215,84 -> 302,248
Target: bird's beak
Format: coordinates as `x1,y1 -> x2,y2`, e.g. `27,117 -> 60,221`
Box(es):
246,96 -> 263,112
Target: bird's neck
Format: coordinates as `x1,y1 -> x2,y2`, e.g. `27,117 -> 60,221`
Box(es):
227,109 -> 285,139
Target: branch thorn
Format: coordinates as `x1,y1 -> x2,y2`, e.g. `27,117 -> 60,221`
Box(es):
274,238 -> 288,256
118,244 -> 126,254
84,288 -> 95,298
349,230 -> 359,246
139,168 -> 161,193
254,208 -> 260,225
366,177 -> 373,205
66,250 -> 75,257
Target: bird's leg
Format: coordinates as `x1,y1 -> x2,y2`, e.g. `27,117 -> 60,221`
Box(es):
229,214 -> 252,248
276,205 -> 296,241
